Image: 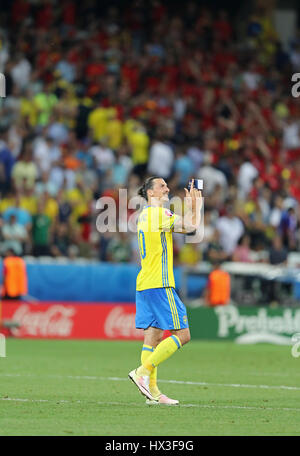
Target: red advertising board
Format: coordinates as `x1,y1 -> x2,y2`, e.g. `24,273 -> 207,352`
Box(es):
1,301 -> 145,340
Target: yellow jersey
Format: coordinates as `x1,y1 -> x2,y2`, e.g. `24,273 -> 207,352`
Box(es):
136,206 -> 179,291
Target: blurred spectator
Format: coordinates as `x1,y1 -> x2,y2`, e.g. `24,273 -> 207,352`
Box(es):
106,232 -> 132,262
216,203 -> 245,258
187,144 -> 204,171
56,52 -> 76,84
98,232 -> 114,262
258,185 -> 272,224
50,222 -> 72,257
290,44 -> 300,70
282,117 -> 300,150
35,171 -> 58,197
49,160 -> 76,192
0,127 -> 15,195
47,118 -> 69,145
147,130 -> 174,179
57,189 -> 72,223
198,152 -> 228,196
34,86 -> 58,127
204,229 -> 228,263
42,191 -> 59,222
2,248 -> 28,300
90,139 -> 115,174
243,197 -> 268,250
32,200 -> 52,256
214,10 -> 232,42
269,235 -> 288,265
278,207 -> 298,250
10,53 -> 31,90
33,136 -> 61,177
269,194 -> 284,228
174,146 -> 194,188
127,121 -> 150,178
11,141 -> 38,190
242,62 -> 261,90
232,234 -> 253,263
204,261 -> 231,307
2,193 -> 32,231
2,214 -> 28,256
178,243 -> 199,265
237,160 -> 259,200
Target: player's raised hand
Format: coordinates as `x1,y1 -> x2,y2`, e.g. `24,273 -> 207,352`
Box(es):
184,179 -> 203,211
184,178 -> 194,199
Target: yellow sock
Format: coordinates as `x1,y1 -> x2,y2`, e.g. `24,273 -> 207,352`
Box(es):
138,336 -> 182,374
141,345 -> 161,398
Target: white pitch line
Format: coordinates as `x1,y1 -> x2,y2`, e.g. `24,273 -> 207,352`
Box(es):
1,396 -> 300,413
250,372 -> 300,378
47,375 -> 300,392
1,373 -> 300,392
157,379 -> 300,391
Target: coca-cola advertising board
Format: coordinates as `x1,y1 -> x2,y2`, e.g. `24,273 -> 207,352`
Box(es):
1,301 -> 145,340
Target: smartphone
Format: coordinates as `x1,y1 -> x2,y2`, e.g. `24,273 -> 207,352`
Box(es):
188,179 -> 203,191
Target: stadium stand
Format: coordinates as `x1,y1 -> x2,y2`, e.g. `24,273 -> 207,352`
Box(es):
0,0 -> 299,270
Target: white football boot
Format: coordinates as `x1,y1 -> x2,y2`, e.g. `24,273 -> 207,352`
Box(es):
146,394 -> 179,405
128,369 -> 156,401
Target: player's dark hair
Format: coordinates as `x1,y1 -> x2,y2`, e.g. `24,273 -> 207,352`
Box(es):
138,176 -> 160,201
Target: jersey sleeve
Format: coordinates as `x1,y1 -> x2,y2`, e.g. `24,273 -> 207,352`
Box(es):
158,208 -> 179,232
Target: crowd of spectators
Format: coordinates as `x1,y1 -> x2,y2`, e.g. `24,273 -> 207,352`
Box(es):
0,0 -> 299,267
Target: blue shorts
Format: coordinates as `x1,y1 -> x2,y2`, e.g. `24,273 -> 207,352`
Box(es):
135,287 -> 189,331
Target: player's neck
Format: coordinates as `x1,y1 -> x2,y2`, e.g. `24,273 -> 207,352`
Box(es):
148,198 -> 164,208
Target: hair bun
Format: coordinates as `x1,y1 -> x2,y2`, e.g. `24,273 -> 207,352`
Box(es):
138,184 -> 147,199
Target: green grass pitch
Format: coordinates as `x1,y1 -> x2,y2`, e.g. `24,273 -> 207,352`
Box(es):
0,338 -> 300,436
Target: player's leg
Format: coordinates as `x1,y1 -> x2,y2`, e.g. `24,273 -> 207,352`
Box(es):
136,288 -> 190,375
138,330 -> 189,375
141,326 -> 182,405
138,326 -> 190,405
129,290 -> 160,401
143,326 -> 164,346
141,327 -> 163,398
129,288 -> 188,402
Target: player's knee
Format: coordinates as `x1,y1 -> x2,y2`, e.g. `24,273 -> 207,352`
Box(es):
176,329 -> 191,346
182,330 -> 191,346
153,332 -> 164,346
157,335 -> 164,345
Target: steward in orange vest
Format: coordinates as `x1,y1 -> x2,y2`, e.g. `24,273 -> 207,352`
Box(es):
205,262 -> 230,307
2,249 -> 28,299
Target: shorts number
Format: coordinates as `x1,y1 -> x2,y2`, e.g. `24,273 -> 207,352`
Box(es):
138,230 -> 146,259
